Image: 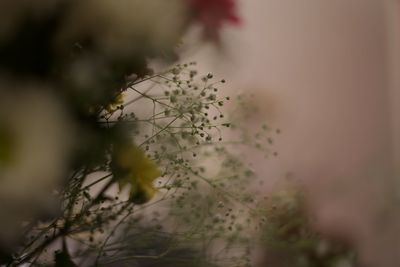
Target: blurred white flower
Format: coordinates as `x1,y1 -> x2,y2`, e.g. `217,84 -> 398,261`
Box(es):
0,81 -> 74,242
0,0 -> 62,42
59,0 -> 188,57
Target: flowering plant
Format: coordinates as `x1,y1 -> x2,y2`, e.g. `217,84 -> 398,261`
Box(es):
0,1 -> 362,267
0,1 -> 280,266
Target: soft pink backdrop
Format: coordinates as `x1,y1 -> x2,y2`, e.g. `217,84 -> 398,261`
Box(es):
184,1 -> 400,266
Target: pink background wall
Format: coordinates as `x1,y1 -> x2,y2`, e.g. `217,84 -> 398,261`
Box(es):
186,1 -> 400,266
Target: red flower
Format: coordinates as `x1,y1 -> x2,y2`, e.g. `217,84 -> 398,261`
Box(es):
190,0 -> 241,41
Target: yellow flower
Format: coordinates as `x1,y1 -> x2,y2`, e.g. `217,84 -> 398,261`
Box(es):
111,142 -> 160,204
105,93 -> 124,113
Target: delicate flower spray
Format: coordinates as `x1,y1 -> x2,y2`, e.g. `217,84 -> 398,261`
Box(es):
0,1 -> 272,266
0,1 -> 345,267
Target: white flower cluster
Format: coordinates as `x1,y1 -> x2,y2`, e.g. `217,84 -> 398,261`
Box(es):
0,81 -> 75,242
0,0 -> 62,41
1,0 -> 188,56
58,0 -> 188,57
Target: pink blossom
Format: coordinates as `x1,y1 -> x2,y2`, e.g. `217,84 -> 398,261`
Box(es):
190,0 -> 241,41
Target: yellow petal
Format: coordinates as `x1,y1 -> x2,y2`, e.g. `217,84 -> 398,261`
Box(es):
111,142 -> 160,203
106,93 -> 124,112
